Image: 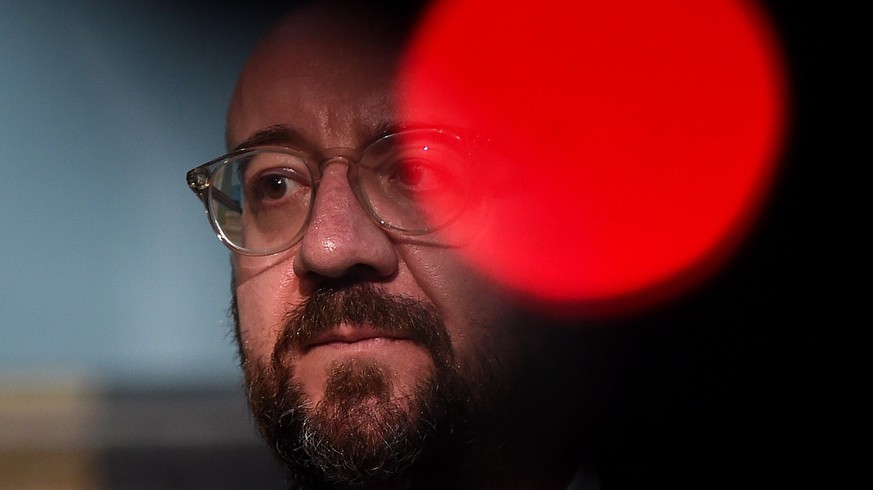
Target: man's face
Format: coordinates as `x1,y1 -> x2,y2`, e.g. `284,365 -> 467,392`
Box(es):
227,11 -> 535,487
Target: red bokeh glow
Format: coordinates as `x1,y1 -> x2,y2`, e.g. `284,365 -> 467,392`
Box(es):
399,0 -> 786,312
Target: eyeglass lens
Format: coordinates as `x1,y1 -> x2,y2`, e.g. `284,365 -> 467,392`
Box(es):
207,131 -> 471,254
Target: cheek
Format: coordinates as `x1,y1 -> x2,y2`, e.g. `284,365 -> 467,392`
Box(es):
449,288 -> 524,367
235,256 -> 301,365
399,246 -> 523,363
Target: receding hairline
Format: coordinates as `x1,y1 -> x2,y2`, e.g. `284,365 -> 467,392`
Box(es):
225,0 -> 431,150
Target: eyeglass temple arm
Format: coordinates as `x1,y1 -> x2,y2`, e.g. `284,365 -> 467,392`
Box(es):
206,188 -> 242,214
188,167 -> 243,213
190,184 -> 242,214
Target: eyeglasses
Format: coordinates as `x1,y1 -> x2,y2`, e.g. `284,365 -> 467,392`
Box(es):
187,128 -> 476,256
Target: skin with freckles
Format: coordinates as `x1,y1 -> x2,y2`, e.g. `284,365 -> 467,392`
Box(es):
227,4 -> 590,489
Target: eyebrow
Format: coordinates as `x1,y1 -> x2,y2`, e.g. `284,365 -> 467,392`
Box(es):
231,125 -> 316,152
227,120 -> 441,153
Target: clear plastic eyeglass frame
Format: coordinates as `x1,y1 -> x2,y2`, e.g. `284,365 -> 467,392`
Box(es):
186,128 -> 476,256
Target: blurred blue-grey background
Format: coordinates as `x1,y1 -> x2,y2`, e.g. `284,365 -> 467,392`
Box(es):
1,2 -> 291,487
0,1 -> 276,388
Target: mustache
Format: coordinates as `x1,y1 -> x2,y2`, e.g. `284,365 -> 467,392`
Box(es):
273,283 -> 454,364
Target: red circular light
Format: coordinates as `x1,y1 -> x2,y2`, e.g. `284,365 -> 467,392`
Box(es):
399,0 -> 786,313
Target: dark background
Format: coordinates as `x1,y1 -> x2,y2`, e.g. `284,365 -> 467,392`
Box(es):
594,2 -> 836,487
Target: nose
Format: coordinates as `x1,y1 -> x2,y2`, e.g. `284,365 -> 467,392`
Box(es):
293,160 -> 398,286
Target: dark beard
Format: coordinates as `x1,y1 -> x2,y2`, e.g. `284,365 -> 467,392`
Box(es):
241,284 -> 498,490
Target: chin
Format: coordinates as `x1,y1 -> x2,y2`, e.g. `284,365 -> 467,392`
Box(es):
292,339 -> 438,410
247,350 -> 488,489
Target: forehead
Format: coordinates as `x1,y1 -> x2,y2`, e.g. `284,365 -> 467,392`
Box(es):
226,7 -> 410,149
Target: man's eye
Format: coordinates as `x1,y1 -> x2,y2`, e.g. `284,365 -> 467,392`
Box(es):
260,175 -> 289,200
250,169 -> 308,204
390,160 -> 454,192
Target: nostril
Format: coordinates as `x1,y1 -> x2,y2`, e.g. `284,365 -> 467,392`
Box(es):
294,263 -> 398,297
301,264 -> 396,290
